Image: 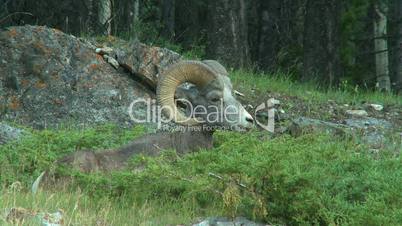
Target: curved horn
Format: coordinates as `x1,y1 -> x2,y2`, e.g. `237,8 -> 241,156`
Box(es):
157,60 -> 218,125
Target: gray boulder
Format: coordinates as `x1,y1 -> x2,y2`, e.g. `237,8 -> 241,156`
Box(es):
0,123 -> 27,145
288,117 -> 347,137
0,25 -> 180,129
109,40 -> 182,88
288,116 -> 399,149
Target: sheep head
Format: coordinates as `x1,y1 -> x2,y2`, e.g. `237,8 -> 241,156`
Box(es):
157,60 -> 254,131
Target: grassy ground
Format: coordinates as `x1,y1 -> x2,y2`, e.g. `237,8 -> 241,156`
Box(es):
0,71 -> 401,225
231,70 -> 402,105
1,191 -> 221,225
231,70 -> 402,125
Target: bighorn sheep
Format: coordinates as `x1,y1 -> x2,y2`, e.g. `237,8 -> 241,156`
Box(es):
59,60 -> 254,172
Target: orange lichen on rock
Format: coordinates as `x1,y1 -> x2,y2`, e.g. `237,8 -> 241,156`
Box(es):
8,28 -> 18,38
31,64 -> 44,76
89,63 -> 99,70
53,98 -> 64,106
9,96 -> 21,110
21,79 -> 30,87
96,54 -> 104,62
52,71 -> 60,79
33,42 -> 51,56
35,81 -> 47,89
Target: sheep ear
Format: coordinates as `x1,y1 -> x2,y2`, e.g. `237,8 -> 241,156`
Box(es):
202,60 -> 228,76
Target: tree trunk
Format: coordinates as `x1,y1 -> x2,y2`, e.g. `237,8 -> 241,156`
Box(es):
161,0 -> 175,40
127,0 -> 140,38
249,0 -> 305,72
257,0 -> 281,71
391,0 -> 402,93
206,0 -> 249,68
85,0 -> 95,35
174,0 -> 208,50
372,2 -> 391,92
133,0 -> 140,27
113,0 -> 140,39
302,0 -> 341,86
98,0 -> 112,35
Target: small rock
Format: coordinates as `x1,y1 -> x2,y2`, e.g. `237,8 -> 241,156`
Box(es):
103,55 -> 119,69
95,46 -> 113,55
38,209 -> 64,226
275,126 -> 288,134
0,123 -> 27,145
346,110 -> 368,117
368,104 -> 383,111
268,98 -> 280,106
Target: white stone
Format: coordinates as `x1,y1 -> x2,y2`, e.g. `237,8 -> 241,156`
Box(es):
103,55 -> 119,69
234,90 -> 245,97
95,46 -> 113,55
268,98 -> 280,106
368,104 -> 383,111
346,110 -> 368,117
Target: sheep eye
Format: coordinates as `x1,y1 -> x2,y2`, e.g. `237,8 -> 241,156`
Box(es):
210,97 -> 220,102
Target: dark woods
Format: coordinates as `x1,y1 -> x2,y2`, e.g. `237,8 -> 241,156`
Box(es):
1,0 -> 401,93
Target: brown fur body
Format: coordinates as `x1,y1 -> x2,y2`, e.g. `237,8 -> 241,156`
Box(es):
58,129 -> 214,172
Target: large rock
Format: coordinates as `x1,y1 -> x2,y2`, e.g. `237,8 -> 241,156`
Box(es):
288,117 -> 347,137
94,37 -> 182,88
344,117 -> 394,149
0,25 -> 180,128
0,123 -> 27,145
288,116 -> 398,149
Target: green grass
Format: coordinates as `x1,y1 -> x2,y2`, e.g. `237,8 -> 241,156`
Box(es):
1,125 -> 401,225
231,70 -> 402,106
0,190 -> 220,225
